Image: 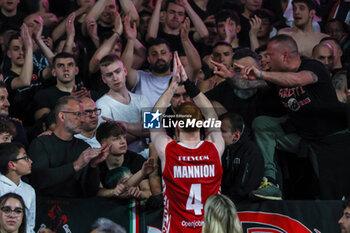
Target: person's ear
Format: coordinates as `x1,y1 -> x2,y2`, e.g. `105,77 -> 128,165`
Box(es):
236,25 -> 241,33
309,9 -> 316,18
58,112 -> 65,122
51,68 -> 56,77
8,161 -> 16,171
232,130 -> 241,142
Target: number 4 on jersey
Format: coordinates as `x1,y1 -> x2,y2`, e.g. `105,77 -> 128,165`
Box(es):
186,184 -> 203,215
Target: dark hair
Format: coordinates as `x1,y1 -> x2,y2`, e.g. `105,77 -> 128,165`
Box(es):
255,8 -> 275,24
0,142 -> 25,174
54,96 -> 81,120
0,193 -> 27,233
139,10 -> 152,18
7,33 -> 21,50
292,0 -> 318,10
165,0 -> 184,11
52,52 -> 76,67
0,118 -> 16,136
100,54 -> 122,68
0,81 -> 6,89
219,112 -> 244,133
345,198 -> 350,209
96,122 -> 126,143
146,38 -> 171,54
233,48 -> 260,65
212,41 -> 233,53
216,9 -> 240,25
255,45 -> 267,54
325,19 -> 349,34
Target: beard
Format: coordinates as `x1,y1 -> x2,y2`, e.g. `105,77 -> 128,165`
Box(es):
150,59 -> 170,74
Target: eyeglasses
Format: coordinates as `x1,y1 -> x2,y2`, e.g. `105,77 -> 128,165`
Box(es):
61,111 -> 84,118
84,108 -> 101,117
0,206 -> 24,216
12,155 -> 30,162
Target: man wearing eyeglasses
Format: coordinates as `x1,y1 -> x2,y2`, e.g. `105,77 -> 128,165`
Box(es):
28,96 -> 110,197
74,97 -> 101,148
0,142 -> 36,233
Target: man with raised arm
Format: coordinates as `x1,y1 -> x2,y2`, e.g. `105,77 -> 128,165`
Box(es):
151,52 -> 224,233
238,34 -> 350,200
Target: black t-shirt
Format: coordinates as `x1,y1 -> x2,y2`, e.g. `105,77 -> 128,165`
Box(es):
99,150 -> 146,188
3,69 -> 43,126
33,86 -> 70,112
238,15 -> 251,48
271,59 -> 348,138
205,80 -> 260,126
0,11 -> 26,32
157,29 -> 195,55
28,134 -> 100,197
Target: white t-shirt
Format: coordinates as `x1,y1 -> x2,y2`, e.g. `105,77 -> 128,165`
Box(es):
132,70 -> 172,107
96,92 -> 150,155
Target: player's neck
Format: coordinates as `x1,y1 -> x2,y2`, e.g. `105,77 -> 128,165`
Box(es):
56,81 -> 75,92
295,22 -> 314,33
179,131 -> 201,148
163,25 -> 180,35
1,8 -> 17,17
107,89 -> 130,104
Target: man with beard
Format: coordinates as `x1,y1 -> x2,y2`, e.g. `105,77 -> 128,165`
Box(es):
277,0 -> 328,57
28,96 -> 109,197
126,38 -> 173,107
97,54 -> 150,158
33,53 -> 91,121
74,97 -> 101,148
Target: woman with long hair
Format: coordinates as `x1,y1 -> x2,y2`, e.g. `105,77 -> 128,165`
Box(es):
202,194 -> 243,233
0,193 -> 26,233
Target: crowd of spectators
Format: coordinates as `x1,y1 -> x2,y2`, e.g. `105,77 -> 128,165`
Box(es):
0,0 -> 349,232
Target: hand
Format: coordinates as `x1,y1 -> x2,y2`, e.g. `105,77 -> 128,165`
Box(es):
224,17 -> 235,43
180,17 -> 190,41
123,14 -> 137,40
234,63 -> 260,80
127,186 -> 142,199
65,12 -> 76,37
142,158 -> 155,176
71,86 -> 91,99
74,147 -> 102,171
39,228 -> 54,233
210,60 -> 233,79
113,183 -> 128,196
32,16 -> 44,41
114,12 -> 123,36
42,36 -> 53,49
174,51 -> 188,82
20,24 -> 33,49
204,15 -> 215,25
90,144 -> 111,167
38,130 -> 53,137
249,15 -> 261,36
85,17 -> 99,41
175,0 -> 189,8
